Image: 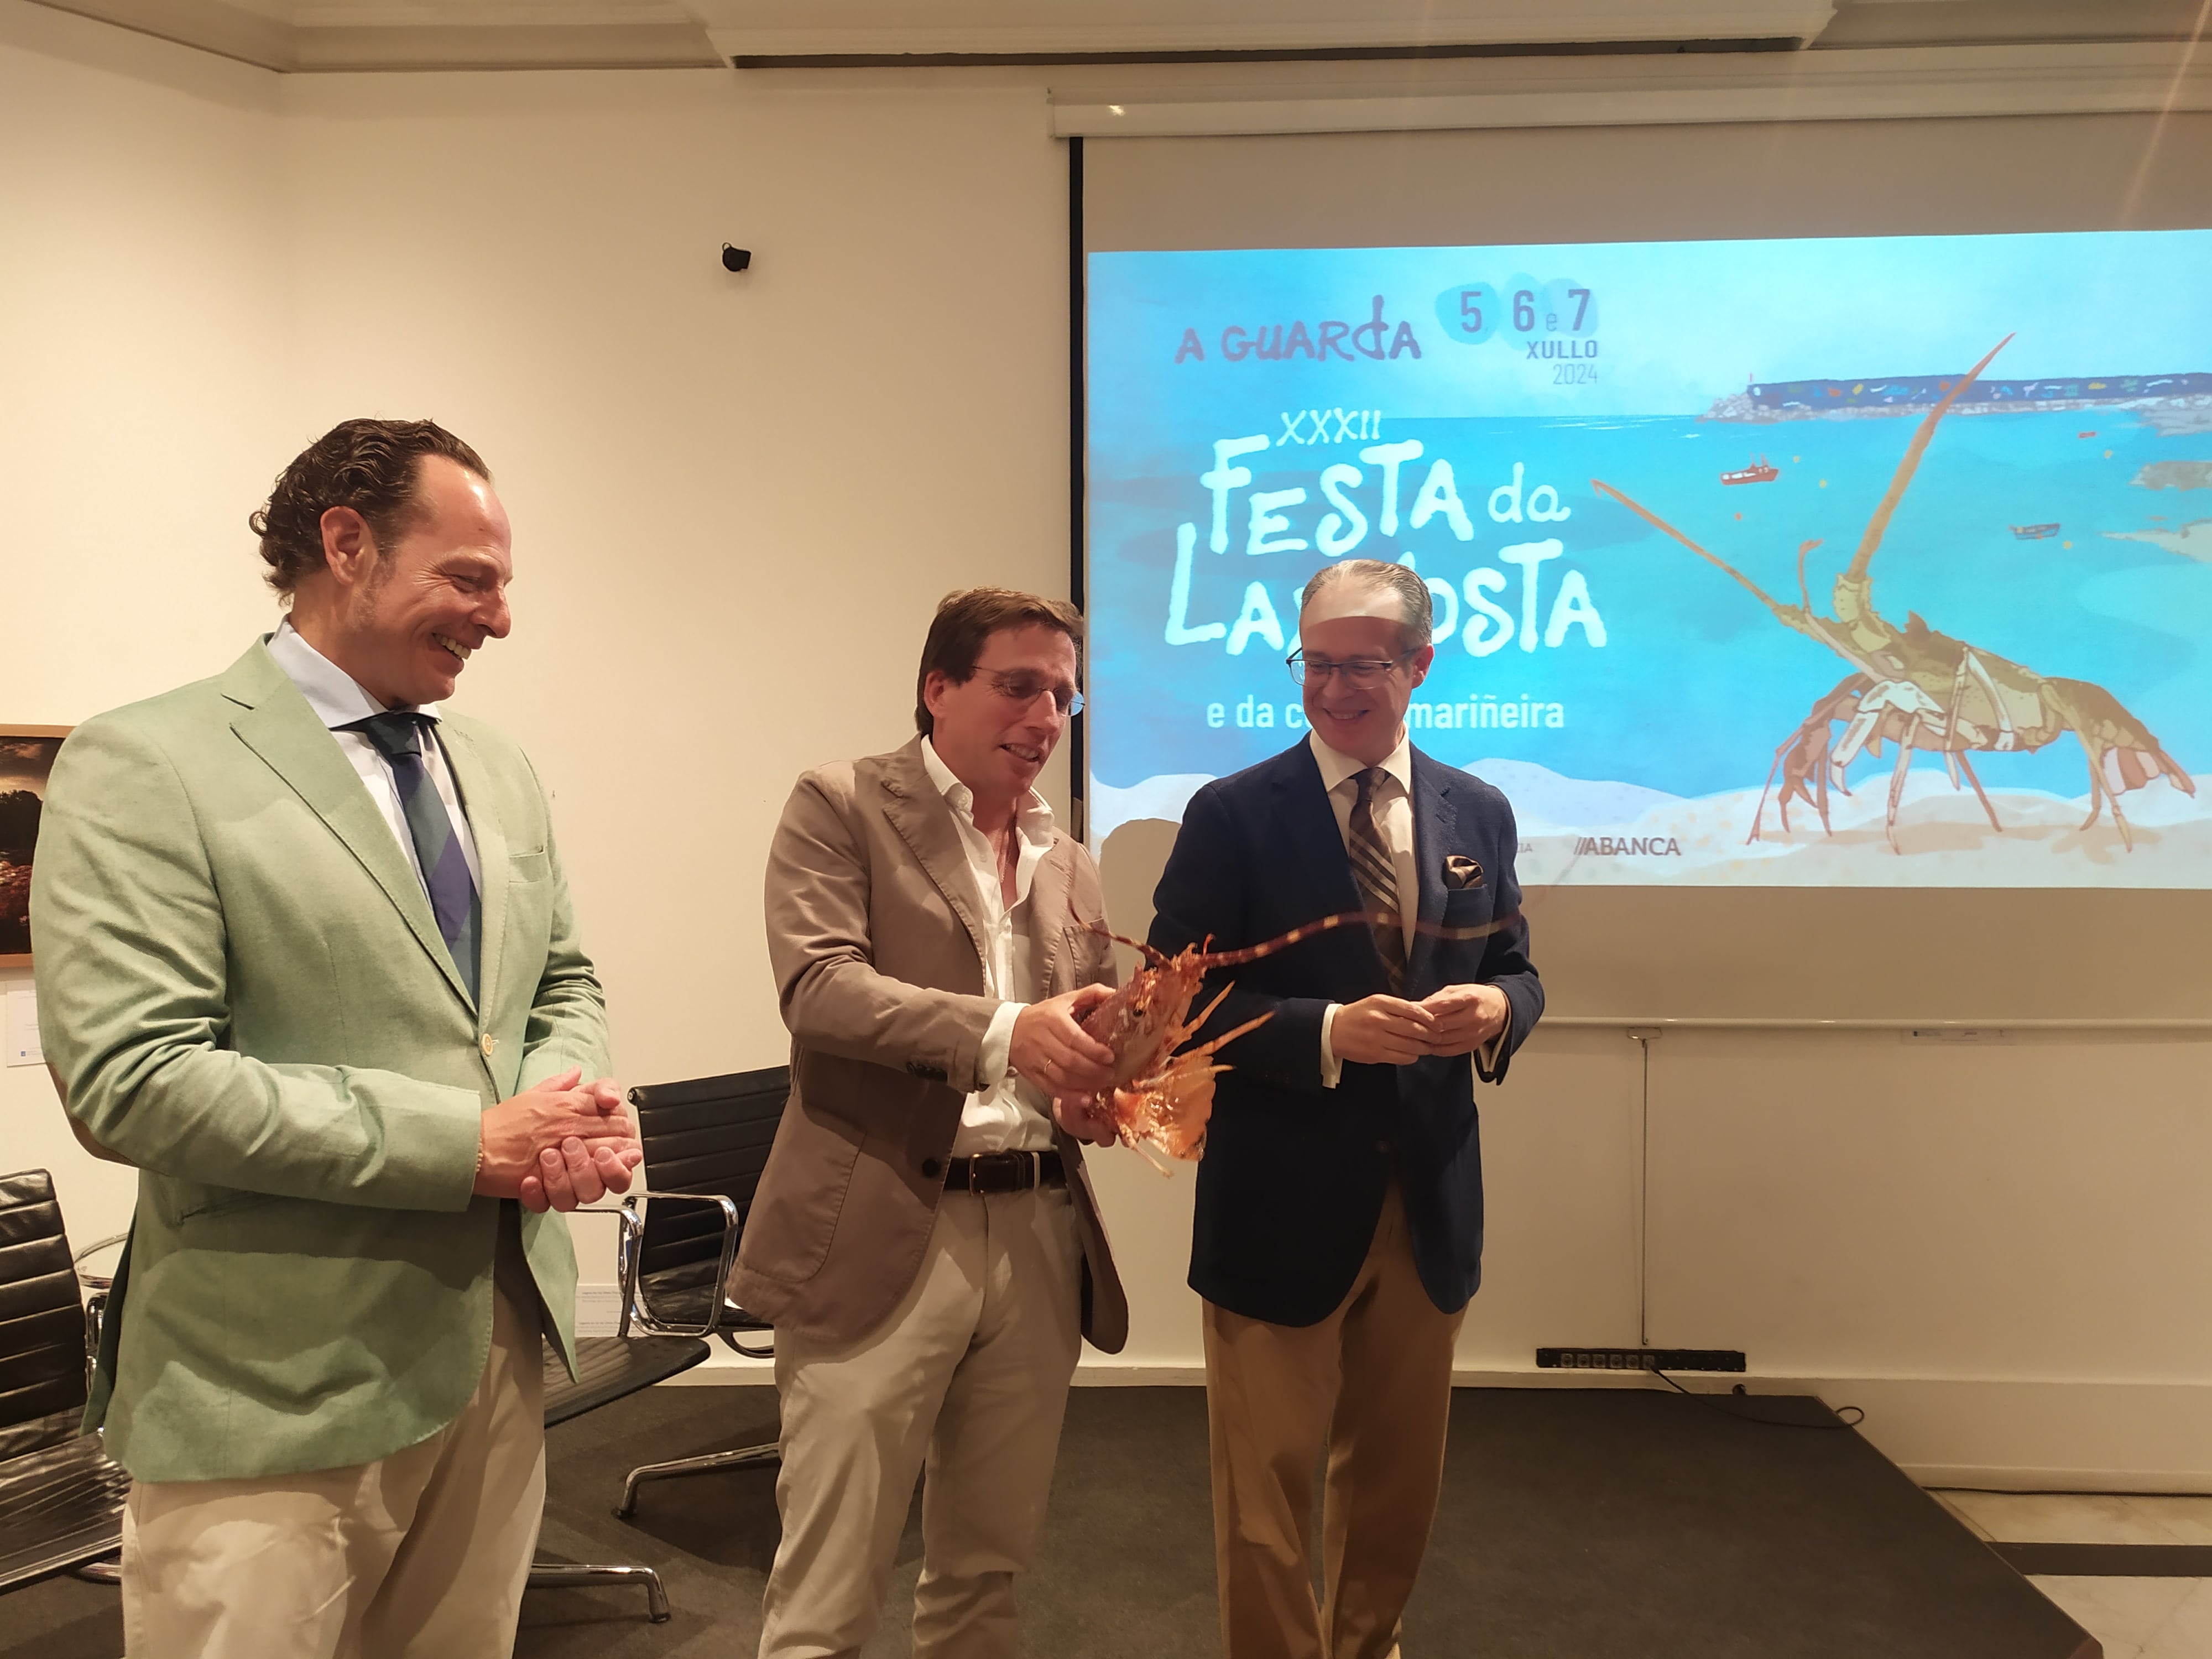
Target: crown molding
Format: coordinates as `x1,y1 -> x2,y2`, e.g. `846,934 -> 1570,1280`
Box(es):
30,0 -> 296,68
289,22 -> 721,70
702,3 -> 1840,61
1049,39 -> 2212,135
26,0 -> 722,70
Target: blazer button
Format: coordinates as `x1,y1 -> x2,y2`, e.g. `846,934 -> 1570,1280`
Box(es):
921,1158 -> 944,1180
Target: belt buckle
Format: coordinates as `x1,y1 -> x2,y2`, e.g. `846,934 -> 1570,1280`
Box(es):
972,1150 -> 1037,1193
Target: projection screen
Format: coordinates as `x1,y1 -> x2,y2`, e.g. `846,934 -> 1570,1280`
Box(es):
1080,116 -> 2212,1019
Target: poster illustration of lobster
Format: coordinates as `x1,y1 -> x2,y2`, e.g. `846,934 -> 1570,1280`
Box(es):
1084,231 -> 2212,887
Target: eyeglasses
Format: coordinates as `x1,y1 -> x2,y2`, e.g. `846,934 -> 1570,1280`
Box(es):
1285,650 -> 1415,690
983,669 -> 1085,718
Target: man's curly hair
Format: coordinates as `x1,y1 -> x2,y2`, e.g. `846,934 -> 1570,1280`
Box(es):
251,419 -> 491,594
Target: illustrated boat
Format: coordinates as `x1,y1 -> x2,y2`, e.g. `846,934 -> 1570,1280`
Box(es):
2010,523 -> 2060,540
1720,456 -> 1779,486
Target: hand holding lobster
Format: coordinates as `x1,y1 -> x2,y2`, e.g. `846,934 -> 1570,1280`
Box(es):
1009,985 -> 1123,1147
1010,984 -> 1117,1094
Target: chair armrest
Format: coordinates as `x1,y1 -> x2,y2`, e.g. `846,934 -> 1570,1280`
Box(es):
74,1233 -> 128,1370
617,1192 -> 743,1340
72,1233 -> 128,1294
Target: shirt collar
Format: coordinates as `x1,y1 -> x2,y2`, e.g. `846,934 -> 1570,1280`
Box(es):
920,737 -> 1056,843
265,618 -> 441,732
1308,726 -> 1413,801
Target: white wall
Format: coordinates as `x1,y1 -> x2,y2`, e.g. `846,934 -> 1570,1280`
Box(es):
3,1 -> 2209,1489
1,1 -> 294,1253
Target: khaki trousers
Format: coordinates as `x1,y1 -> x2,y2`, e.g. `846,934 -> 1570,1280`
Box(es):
758,1185 -> 1084,1659
1203,1182 -> 1465,1659
121,1232 -> 547,1659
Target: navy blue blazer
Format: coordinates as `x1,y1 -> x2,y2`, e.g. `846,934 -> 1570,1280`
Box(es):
1146,738 -> 1543,1326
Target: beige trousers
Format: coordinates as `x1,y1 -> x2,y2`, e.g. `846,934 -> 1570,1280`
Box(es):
121,1235 -> 547,1659
757,1185 -> 1084,1659
1203,1182 -> 1466,1659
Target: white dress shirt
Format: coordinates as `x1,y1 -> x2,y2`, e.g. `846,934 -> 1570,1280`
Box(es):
920,738 -> 1058,1155
1309,728 -> 1505,1087
264,619 -> 483,895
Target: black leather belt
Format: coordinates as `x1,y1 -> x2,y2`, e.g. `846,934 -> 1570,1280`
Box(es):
942,1150 -> 1066,1194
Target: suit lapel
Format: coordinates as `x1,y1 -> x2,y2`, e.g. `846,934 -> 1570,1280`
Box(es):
220,643 -> 472,1009
878,740 -> 991,974
1026,841 -> 1081,995
438,721 -> 504,1016
1406,748 -> 1456,996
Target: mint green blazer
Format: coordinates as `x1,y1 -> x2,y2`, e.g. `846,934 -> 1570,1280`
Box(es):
32,640 -> 610,1483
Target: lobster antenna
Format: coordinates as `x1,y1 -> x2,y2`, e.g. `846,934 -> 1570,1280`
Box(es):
1592,479 -> 1798,624
1844,334 -> 2012,584
1087,921 -> 1168,968
1796,539 -> 1822,613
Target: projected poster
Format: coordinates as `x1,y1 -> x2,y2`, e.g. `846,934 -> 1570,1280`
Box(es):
1086,231 -> 2212,886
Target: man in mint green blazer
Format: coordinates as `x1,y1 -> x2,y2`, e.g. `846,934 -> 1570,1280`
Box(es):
33,419 -> 640,1658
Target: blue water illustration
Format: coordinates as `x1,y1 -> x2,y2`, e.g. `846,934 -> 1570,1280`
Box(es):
1085,233 -> 2212,884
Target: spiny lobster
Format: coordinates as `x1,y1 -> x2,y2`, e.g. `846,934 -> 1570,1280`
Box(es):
1073,906 -> 1524,1172
1594,335 -> 2195,852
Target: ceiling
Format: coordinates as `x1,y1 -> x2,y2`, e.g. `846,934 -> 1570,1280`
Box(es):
25,0 -> 2212,72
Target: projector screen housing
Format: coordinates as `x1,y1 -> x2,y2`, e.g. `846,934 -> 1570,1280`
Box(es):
1078,113 -> 2212,1021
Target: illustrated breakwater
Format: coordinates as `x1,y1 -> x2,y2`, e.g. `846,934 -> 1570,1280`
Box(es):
1704,372 -> 2212,432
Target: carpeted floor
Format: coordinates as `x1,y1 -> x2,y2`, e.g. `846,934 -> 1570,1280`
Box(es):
3,1384 -> 2094,1659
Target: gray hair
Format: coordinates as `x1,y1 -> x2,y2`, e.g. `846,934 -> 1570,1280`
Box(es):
1299,559 -> 1432,652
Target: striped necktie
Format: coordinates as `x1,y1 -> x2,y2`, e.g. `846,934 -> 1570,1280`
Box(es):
1349,767 -> 1407,995
345,712 -> 481,1001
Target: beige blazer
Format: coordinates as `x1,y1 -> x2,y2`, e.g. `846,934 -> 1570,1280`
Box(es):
732,738 -> 1128,1352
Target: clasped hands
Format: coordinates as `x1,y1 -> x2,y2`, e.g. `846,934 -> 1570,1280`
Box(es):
1333,983 -> 1509,1066
474,1066 -> 644,1213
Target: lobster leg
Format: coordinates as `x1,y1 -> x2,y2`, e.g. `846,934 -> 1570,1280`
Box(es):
2077,741 -> 2127,848
1750,733 -> 1794,843
1937,653 -> 2006,836
1169,983 -> 1237,1051
1126,1139 -> 1176,1177
1752,676 -> 1861,844
1884,713 -> 1922,853
1166,1011 -> 1273,1064
2042,676 -> 2198,852
1954,752 -> 2002,833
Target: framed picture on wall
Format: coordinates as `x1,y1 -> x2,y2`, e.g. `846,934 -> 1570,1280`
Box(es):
1,725 -> 71,966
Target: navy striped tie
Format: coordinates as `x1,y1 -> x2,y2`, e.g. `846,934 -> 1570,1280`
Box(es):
1349,768 -> 1407,995
346,712 -> 481,1001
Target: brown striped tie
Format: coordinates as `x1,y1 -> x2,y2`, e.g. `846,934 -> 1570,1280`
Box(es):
1349,767 -> 1407,994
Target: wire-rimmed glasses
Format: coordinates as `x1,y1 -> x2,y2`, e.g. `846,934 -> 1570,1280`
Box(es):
1285,650 -> 1415,690
982,669 -> 1085,718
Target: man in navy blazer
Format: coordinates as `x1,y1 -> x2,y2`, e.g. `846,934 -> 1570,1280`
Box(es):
1147,559 -> 1543,1659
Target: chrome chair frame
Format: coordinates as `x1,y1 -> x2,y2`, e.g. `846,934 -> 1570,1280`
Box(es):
528,1559 -> 670,1621
63,1229 -> 129,1588
0,1172 -> 132,1600
530,1330 -> 713,1623
607,1067 -> 790,1520
610,1189 -> 779,1519
615,1191 -> 740,1340
53,1225 -> 697,1622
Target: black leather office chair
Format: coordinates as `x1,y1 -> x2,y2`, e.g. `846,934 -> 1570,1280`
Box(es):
0,1170 -> 131,1598
612,1066 -> 788,1518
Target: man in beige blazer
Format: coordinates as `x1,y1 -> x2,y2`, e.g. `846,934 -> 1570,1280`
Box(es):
33,419 -> 640,1657
734,587 -> 1129,1659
